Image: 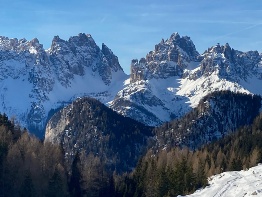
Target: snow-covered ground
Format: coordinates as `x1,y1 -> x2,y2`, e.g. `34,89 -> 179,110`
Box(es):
181,164 -> 262,197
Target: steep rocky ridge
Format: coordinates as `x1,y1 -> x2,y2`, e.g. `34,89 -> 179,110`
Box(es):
130,32 -> 200,82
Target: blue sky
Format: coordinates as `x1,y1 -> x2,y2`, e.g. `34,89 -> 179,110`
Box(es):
1,0 -> 262,73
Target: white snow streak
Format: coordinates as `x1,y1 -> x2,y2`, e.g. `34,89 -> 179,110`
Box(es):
182,164 -> 262,197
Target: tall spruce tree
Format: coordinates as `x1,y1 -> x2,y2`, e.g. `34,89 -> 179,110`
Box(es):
69,152 -> 83,197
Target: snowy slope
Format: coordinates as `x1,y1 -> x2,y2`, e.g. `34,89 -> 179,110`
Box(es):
181,164 -> 262,197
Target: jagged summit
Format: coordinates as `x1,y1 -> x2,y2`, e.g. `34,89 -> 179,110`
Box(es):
0,36 -> 45,54
130,32 -> 200,82
190,42 -> 262,82
0,33 -> 127,137
111,32 -> 202,126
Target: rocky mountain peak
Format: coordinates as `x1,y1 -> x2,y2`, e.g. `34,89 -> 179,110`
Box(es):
29,38 -> 40,46
207,43 -> 232,55
130,32 -> 200,82
51,35 -> 63,46
0,33 -> 127,137
68,33 -> 98,49
169,32 -> 181,41
48,33 -> 125,86
195,43 -> 262,81
28,38 -> 46,55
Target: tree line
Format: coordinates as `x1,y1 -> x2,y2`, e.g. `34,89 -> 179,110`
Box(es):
1,100 -> 262,196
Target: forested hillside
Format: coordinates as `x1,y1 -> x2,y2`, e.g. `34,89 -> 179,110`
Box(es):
45,97 -> 153,172
1,92 -> 262,196
0,113 -> 120,196
113,113 -> 262,196
154,91 -> 261,149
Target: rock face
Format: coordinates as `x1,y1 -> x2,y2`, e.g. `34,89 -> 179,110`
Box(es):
130,32 -> 200,82
45,97 -> 153,172
0,33 -> 127,137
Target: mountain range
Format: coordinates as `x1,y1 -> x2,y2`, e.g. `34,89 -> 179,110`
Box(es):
1,32 -> 262,138
1,32 -> 262,196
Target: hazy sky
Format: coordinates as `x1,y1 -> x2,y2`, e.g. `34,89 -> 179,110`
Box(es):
1,0 -> 262,73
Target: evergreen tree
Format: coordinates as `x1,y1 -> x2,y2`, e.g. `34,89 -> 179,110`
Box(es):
47,167 -> 68,197
69,152 -> 83,197
196,161 -> 207,189
20,171 -> 35,197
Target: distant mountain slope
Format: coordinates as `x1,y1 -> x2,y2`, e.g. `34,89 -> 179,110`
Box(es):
182,164 -> 262,197
0,34 -> 127,137
153,91 -> 261,149
45,97 -> 153,172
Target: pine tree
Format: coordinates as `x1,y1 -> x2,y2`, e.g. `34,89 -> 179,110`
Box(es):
196,161 -> 207,189
158,166 -> 168,197
47,167 -> 68,197
69,152 -> 83,197
20,171 -> 35,197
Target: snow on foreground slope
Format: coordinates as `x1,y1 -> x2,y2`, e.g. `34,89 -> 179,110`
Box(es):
181,164 -> 262,197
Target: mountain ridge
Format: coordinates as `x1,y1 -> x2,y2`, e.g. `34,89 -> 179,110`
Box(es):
0,33 -> 127,137
0,32 -> 262,136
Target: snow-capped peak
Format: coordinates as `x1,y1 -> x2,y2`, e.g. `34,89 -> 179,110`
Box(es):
0,33 -> 127,137
110,33 -> 262,127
